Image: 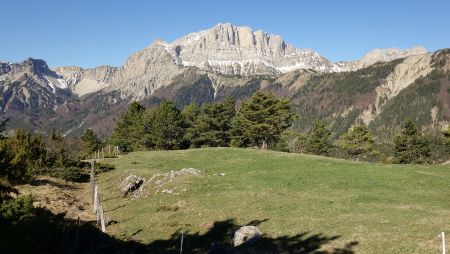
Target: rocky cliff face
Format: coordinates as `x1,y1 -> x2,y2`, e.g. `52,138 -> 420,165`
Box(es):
0,58 -> 73,114
0,61 -> 12,76
52,23 -> 337,100
51,24 -> 428,100
358,53 -> 433,125
54,41 -> 186,100
164,23 -> 337,75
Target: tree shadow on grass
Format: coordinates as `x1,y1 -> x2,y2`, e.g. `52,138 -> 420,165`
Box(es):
105,204 -> 127,212
146,218 -> 358,254
0,210 -> 357,254
29,178 -> 78,190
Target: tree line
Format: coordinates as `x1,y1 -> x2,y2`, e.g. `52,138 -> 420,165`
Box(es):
110,92 -> 296,151
110,91 -> 450,164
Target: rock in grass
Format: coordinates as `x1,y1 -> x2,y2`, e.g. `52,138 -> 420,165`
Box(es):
118,174 -> 145,195
233,226 -> 262,247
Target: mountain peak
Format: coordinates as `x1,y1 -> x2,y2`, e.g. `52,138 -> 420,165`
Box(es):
23,58 -> 52,74
164,23 -> 333,75
213,22 -> 237,29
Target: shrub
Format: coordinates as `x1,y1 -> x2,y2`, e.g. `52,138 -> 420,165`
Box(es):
0,195 -> 33,224
95,163 -> 115,173
46,167 -> 89,182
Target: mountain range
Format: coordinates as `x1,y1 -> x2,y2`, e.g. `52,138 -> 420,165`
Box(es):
0,23 -> 448,140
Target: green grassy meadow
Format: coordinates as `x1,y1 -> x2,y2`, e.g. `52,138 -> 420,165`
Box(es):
97,148 -> 450,253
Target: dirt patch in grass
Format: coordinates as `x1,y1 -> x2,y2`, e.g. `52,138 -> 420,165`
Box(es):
16,176 -> 95,221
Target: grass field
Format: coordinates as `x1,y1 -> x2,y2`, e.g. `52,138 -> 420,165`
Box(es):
97,148 -> 450,253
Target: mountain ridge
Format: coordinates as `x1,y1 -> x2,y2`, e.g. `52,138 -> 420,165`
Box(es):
48,23 -> 428,100
0,23 -> 447,140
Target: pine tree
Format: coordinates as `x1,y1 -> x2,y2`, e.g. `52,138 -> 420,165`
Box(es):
338,124 -> 373,156
231,92 -> 295,149
148,101 -> 185,150
110,101 -> 145,152
393,119 -> 431,164
181,102 -> 201,147
182,102 -> 201,129
81,129 -> 102,155
305,120 -> 332,155
186,98 -> 236,147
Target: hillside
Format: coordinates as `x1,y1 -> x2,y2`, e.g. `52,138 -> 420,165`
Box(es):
95,148 -> 450,253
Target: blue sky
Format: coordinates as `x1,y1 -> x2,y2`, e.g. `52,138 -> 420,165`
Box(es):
1,0 -> 449,68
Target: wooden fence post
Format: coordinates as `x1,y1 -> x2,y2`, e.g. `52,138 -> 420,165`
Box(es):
443,232 -> 446,254
90,162 -> 95,203
99,206 -> 106,233
89,160 -> 107,233
180,228 -> 184,254
93,184 -> 99,214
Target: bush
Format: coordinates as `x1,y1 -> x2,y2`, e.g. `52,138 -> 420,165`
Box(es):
46,167 -> 89,182
95,163 -> 115,173
0,195 -> 33,224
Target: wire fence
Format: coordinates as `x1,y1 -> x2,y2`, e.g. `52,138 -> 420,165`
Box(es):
90,161 -> 106,233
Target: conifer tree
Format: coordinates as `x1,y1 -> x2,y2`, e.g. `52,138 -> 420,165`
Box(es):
81,129 -> 102,155
305,120 -> 332,155
148,101 -> 185,150
186,97 -> 236,147
338,124 -> 373,156
231,92 -> 295,149
182,102 -> 201,130
393,119 -> 431,164
110,101 -> 145,152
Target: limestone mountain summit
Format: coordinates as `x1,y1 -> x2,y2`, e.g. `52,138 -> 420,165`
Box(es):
52,23 -> 429,100
162,23 -> 337,75
0,23 -> 445,139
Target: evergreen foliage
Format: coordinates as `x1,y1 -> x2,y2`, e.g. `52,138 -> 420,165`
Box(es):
0,195 -> 33,224
147,101 -> 186,150
110,101 -> 145,152
186,97 -> 236,147
80,129 -> 102,156
305,120 -> 332,155
231,92 -> 295,149
181,102 -> 201,129
0,129 -> 47,182
338,124 -> 374,156
393,119 -> 431,164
